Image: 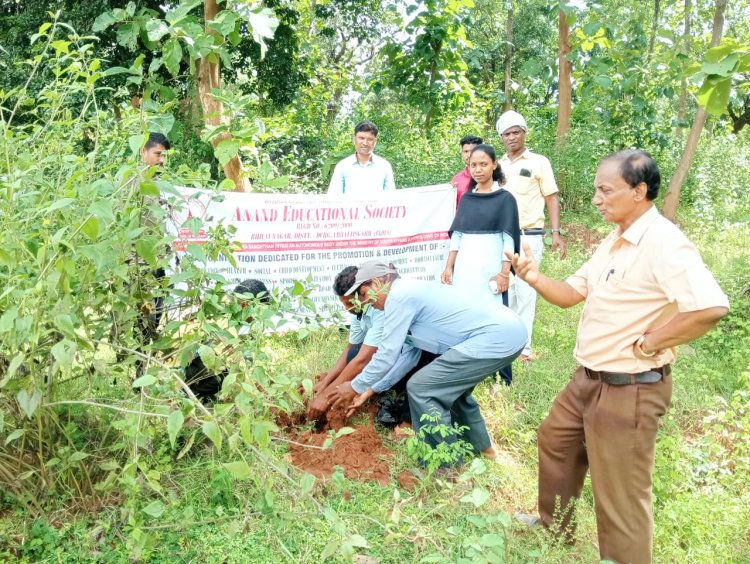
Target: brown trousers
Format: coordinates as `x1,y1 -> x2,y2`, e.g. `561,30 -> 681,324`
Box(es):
538,366 -> 672,564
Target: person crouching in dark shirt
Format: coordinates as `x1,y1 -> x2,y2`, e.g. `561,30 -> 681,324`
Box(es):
185,279 -> 270,401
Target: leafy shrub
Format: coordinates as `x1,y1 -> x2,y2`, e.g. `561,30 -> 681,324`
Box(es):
406,412 -> 475,472
0,21 -> 320,545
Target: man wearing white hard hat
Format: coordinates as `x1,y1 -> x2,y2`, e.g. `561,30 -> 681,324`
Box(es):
496,110 -> 566,361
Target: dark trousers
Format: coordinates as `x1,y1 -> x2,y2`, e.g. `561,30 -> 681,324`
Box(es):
538,366 -> 672,563
407,347 -> 521,461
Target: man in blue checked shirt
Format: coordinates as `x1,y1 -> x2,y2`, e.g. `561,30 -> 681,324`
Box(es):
327,121 -> 396,196
330,261 -> 527,463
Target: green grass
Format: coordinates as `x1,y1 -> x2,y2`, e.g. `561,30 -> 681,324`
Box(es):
1,219 -> 749,563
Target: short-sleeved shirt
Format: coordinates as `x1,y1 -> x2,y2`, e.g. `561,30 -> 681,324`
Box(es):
351,279 -> 527,393
327,154 -> 395,196
451,167 -> 472,208
500,149 -> 558,229
347,306 -> 385,348
566,206 -> 729,373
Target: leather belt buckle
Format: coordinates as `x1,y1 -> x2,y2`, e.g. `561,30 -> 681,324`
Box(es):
583,365 -> 669,386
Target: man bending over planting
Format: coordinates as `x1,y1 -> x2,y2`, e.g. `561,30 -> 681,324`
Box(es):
329,260 -> 526,464
307,265 -> 436,424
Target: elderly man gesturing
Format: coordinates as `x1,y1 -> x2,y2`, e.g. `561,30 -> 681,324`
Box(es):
508,150 -> 729,564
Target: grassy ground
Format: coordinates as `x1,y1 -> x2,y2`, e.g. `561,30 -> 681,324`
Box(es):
1,219 -> 748,563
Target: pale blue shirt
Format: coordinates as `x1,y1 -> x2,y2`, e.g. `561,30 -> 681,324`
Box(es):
327,154 -> 396,196
351,279 -> 527,394
348,306 -> 385,347
450,232 -> 513,257
346,304 -> 421,394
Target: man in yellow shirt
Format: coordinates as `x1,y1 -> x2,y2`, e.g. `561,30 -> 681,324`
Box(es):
509,150 -> 729,563
496,110 -> 565,360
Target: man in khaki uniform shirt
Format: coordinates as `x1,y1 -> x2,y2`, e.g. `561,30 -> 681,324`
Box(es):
496,110 -> 566,360
508,150 -> 729,563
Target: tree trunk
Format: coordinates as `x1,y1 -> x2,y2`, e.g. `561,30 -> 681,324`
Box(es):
662,0 -> 726,220
675,0 -> 691,141
424,38 -> 443,131
196,0 -> 251,192
646,0 -> 661,64
502,5 -> 513,112
556,9 -> 572,145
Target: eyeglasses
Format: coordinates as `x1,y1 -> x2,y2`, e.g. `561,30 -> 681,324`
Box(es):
501,129 -> 524,139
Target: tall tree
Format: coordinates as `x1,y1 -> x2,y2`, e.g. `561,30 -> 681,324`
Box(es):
556,5 -> 573,144
94,0 -> 278,191
662,0 -> 727,220
197,0 -> 249,191
376,0 -> 474,131
646,0 -> 661,64
676,0 -> 692,140
502,2 -> 513,112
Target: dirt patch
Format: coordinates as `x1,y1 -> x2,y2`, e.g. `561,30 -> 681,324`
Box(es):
565,223 -> 605,251
282,374 -> 407,486
275,409 -> 308,430
321,401 -> 352,431
287,414 -> 393,485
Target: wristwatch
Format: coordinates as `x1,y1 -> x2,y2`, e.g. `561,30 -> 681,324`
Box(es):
636,334 -> 656,357
551,228 -> 561,233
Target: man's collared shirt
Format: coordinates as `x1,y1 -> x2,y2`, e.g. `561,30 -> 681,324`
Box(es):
351,279 -> 527,393
451,167 -> 472,208
347,304 -> 421,394
500,149 -> 558,229
327,153 -> 395,196
566,206 -> 729,373
348,306 -> 385,347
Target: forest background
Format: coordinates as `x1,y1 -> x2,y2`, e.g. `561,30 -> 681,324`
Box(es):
0,0 -> 749,561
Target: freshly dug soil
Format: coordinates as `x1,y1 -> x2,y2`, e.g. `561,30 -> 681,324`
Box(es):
283,378 -> 396,484
288,418 -> 393,485
283,374 -> 409,485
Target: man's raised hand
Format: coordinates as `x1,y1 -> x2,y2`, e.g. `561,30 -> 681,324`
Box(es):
505,242 -> 540,286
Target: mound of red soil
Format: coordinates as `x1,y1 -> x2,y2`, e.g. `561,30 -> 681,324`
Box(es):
321,401 -> 351,431
288,421 -> 392,485
282,371 -> 413,485
284,397 -> 395,484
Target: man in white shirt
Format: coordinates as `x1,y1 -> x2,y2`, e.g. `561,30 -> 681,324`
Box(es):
496,110 -> 566,361
327,121 -> 396,196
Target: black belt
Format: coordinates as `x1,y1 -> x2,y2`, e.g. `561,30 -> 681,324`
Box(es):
583,365 -> 671,386
520,228 -> 545,236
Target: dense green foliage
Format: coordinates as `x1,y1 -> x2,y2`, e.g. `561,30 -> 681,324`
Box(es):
1,0 -> 749,561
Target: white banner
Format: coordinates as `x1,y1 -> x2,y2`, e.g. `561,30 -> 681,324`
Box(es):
168,185 -> 455,315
